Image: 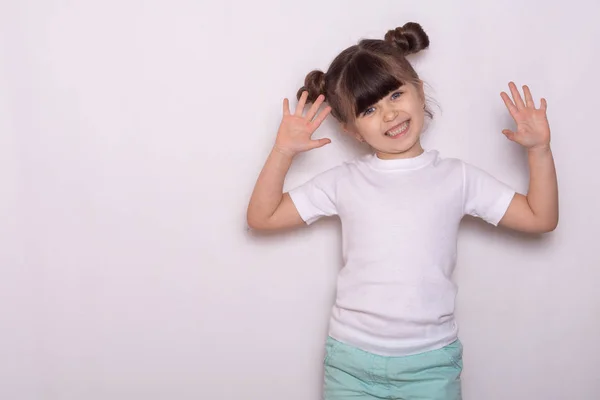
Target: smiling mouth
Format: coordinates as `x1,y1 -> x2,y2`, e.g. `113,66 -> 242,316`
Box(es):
385,120 -> 410,137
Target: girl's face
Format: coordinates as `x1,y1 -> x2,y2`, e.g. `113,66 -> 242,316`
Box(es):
343,81 -> 426,160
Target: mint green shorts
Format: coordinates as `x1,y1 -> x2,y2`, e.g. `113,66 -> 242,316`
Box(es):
324,337 -> 463,400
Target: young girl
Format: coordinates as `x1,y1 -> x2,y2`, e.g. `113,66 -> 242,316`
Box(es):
247,22 -> 558,400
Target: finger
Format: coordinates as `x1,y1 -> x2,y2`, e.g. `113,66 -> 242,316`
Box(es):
540,98 -> 548,111
305,94 -> 325,121
509,82 -> 525,109
523,85 -> 535,108
295,91 -> 309,117
502,129 -> 516,142
310,105 -> 332,128
283,98 -> 291,115
500,92 -> 518,117
308,138 -> 331,150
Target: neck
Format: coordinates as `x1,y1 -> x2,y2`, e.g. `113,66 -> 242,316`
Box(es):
375,141 -> 424,160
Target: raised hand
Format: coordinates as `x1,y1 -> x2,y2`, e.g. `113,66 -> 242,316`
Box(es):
274,91 -> 332,157
500,82 -> 551,150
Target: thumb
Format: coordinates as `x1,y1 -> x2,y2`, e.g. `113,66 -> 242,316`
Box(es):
502,129 -> 516,142
308,138 -> 331,150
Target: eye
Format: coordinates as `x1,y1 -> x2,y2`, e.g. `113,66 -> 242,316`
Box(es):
391,91 -> 403,100
362,107 -> 375,116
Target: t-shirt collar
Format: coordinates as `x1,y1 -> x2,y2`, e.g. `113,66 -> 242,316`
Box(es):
367,150 -> 437,171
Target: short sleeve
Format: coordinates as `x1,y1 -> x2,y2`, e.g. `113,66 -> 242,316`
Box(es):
462,161 -> 516,226
288,166 -> 341,225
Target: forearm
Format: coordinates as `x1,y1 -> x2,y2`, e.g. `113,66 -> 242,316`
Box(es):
247,147 -> 294,226
525,145 -> 559,230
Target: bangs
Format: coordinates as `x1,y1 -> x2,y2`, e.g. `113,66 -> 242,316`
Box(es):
342,53 -> 403,118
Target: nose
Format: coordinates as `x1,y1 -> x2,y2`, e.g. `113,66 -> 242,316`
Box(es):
383,107 -> 398,122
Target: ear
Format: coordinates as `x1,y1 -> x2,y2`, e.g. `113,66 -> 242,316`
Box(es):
418,79 -> 426,103
341,122 -> 365,143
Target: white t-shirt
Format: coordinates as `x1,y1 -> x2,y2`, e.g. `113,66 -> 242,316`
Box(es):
288,150 -> 516,356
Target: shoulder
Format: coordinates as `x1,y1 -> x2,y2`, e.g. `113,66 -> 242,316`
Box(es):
428,150 -> 466,175
297,159 -> 355,189
429,150 -> 460,165
321,154 -> 374,177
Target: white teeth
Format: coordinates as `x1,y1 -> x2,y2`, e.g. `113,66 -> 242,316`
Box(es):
386,121 -> 409,137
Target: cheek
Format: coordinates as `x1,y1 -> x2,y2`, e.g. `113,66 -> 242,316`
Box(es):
410,105 -> 426,122
360,120 -> 381,136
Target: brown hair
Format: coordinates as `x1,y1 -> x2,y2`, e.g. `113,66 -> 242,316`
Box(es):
297,22 -> 432,124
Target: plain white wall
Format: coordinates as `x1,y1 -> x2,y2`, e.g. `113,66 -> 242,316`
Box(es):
1,0 -> 599,399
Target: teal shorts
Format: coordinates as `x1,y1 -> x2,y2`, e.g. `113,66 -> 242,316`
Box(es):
324,337 -> 463,400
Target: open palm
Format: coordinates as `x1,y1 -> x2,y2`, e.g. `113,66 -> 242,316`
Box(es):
274,91 -> 332,157
500,82 -> 551,149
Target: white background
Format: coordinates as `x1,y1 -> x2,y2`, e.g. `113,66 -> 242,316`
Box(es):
1,0 -> 599,399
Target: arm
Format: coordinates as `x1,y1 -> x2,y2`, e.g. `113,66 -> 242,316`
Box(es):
247,92 -> 331,231
497,82 -> 559,233
500,146 -> 558,233
246,149 -> 303,231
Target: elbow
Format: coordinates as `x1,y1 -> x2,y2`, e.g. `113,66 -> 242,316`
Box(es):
546,219 -> 559,233
246,204 -> 263,231
538,217 -> 559,233
246,214 -> 261,231
246,213 -> 269,231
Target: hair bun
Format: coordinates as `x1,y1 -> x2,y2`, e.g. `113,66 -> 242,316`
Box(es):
384,22 -> 429,55
297,70 -> 326,103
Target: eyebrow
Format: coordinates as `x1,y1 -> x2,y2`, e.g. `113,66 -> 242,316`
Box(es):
363,86 -> 406,110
